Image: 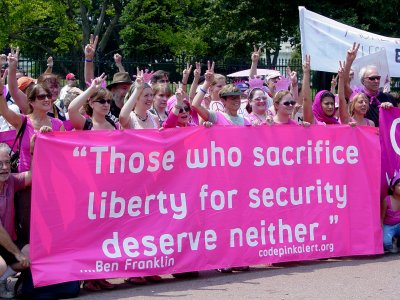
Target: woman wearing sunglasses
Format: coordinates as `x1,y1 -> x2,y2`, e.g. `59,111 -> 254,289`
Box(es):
120,69 -> 160,130
68,74 -> 119,130
163,87 -> 193,128
271,90 -> 298,125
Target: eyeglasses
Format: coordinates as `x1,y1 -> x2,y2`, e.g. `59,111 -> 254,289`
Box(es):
179,106 -> 190,113
36,94 -> 52,100
366,76 -> 381,81
0,160 -> 11,168
93,99 -> 111,104
282,100 -> 296,106
253,96 -> 268,102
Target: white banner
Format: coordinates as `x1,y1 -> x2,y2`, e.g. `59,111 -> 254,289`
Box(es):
299,6 -> 400,77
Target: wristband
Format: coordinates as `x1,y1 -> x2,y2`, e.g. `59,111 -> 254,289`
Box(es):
47,64 -> 53,67
199,87 -> 207,94
85,59 -> 93,63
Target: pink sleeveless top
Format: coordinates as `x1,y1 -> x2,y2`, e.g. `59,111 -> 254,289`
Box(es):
384,196 -> 400,225
19,116 -> 64,172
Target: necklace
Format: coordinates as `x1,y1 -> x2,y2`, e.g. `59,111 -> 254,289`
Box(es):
134,112 -> 148,122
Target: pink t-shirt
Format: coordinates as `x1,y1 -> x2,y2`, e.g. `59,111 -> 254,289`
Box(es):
210,111 -> 251,126
19,116 -> 64,172
0,173 -> 26,240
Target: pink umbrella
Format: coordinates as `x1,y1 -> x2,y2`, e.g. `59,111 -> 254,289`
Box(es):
227,69 -> 278,77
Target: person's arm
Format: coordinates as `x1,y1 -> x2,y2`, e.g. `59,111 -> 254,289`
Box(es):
344,43 -> 359,99
68,73 -> 106,130
181,63 -> 192,93
163,87 -> 185,128
249,45 -> 261,79
84,34 -> 98,85
7,48 -> 30,114
302,55 -> 313,124
114,53 -> 125,73
119,69 -> 143,129
188,62 -> 201,102
287,66 -> 299,104
192,61 -> 214,122
338,61 -> 350,124
44,56 -> 53,74
0,223 -> 29,268
0,69 -> 23,129
330,74 -> 338,94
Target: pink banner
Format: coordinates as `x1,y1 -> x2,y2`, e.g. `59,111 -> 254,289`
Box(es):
380,107 -> 400,197
31,125 -> 382,287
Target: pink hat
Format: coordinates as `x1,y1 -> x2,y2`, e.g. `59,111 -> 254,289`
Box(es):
66,73 -> 76,80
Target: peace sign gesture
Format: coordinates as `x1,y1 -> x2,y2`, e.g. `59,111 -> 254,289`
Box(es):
182,63 -> 192,84
286,66 -> 297,86
85,34 -> 98,60
90,73 -> 107,90
346,42 -> 360,64
193,62 -> 201,80
251,45 -> 261,63
204,61 -> 215,85
135,67 -> 145,89
302,55 -> 311,73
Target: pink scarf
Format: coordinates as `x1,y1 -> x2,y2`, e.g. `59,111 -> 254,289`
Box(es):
312,90 -> 339,125
362,88 -> 381,106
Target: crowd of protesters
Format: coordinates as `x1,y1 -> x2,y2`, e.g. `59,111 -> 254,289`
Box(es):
0,36 -> 399,298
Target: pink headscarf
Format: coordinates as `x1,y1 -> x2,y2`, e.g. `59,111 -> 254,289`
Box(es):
312,90 -> 339,125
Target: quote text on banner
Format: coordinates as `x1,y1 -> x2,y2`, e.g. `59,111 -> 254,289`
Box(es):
30,125 -> 382,286
299,6 -> 400,77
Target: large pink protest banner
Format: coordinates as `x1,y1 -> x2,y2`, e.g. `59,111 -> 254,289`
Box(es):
380,108 -> 400,197
31,125 -> 382,287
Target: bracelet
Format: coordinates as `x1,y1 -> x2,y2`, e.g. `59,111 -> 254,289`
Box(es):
199,87 -> 207,94
47,64 -> 53,67
85,59 -> 93,63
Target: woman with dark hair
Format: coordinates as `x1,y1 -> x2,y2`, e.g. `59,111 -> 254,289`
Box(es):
246,88 -> 272,125
68,74 -> 118,130
302,55 -> 339,125
381,174 -> 400,253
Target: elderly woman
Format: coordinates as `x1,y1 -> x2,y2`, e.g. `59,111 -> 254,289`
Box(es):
192,62 -> 250,127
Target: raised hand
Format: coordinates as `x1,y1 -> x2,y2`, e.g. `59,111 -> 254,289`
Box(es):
85,34 -> 98,60
114,53 -> 122,65
302,55 -> 310,73
7,47 -> 19,70
193,62 -> 201,80
346,42 -> 360,64
251,45 -> 261,63
135,67 -> 145,89
175,82 -> 184,105
204,61 -> 215,85
142,69 -> 154,84
90,73 -> 107,90
286,66 -> 297,86
337,61 -> 346,78
0,68 -> 8,92
182,63 -> 192,84
47,56 -> 53,67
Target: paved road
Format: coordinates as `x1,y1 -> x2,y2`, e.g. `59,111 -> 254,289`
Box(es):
75,254 -> 399,299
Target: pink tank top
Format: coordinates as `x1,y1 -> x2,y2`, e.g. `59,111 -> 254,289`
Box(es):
19,116 -> 64,172
384,196 -> 400,225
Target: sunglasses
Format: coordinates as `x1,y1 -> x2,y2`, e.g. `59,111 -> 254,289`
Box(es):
93,99 -> 111,104
282,100 -> 296,106
179,106 -> 190,113
366,76 -> 381,81
36,94 -> 52,100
